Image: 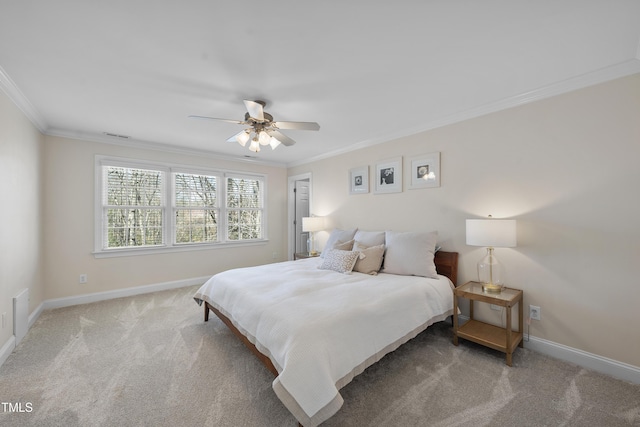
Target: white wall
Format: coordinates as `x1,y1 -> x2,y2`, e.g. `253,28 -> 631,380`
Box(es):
0,90 -> 45,354
41,135 -> 289,300
289,73 -> 640,368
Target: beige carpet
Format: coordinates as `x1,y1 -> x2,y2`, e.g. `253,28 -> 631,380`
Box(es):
1,285 -> 638,426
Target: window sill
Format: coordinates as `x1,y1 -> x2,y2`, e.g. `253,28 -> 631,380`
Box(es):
93,239 -> 269,259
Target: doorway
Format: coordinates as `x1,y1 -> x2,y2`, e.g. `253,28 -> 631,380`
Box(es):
287,173 -> 312,259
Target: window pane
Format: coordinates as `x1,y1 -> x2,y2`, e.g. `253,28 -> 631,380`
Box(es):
175,209 -> 218,244
106,208 -> 163,248
227,177 -> 262,208
175,173 -> 217,207
107,167 -> 162,207
227,210 -> 262,240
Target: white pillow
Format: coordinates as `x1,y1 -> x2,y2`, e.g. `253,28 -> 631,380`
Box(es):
382,230 -> 438,278
319,249 -> 360,274
353,230 -> 386,247
321,228 -> 357,258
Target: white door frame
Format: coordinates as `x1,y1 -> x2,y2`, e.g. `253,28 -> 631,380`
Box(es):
287,172 -> 313,260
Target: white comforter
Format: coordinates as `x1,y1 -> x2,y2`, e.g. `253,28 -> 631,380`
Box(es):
194,258 -> 454,426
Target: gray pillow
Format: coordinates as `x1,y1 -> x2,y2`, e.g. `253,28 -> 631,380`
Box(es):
382,230 -> 438,278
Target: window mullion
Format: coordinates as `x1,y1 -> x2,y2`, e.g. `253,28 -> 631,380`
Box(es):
220,174 -> 228,242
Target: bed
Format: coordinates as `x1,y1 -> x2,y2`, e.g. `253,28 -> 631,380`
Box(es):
194,229 -> 458,426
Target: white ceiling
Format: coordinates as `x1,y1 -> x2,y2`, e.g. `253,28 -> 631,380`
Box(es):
1,1 -> 639,167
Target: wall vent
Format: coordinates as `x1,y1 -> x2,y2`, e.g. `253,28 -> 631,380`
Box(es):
103,132 -> 130,139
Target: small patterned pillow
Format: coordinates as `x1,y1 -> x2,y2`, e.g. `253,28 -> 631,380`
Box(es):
318,249 -> 360,274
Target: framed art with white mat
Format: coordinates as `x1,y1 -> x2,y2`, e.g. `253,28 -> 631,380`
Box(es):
374,157 -> 402,194
409,152 -> 440,189
349,166 -> 369,194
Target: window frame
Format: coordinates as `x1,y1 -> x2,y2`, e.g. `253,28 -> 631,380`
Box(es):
94,156 -> 268,258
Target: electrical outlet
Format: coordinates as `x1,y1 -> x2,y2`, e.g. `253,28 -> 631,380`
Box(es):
79,274 -> 88,284
529,305 -> 541,321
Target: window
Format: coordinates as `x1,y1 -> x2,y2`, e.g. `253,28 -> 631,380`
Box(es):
96,157 -> 266,256
174,172 -> 218,244
103,166 -> 165,249
226,176 -> 263,241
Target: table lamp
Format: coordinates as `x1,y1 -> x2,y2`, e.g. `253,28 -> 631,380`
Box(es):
302,216 -> 324,255
466,217 -> 517,293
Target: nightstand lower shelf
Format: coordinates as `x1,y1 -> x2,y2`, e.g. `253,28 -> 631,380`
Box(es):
457,319 -> 523,355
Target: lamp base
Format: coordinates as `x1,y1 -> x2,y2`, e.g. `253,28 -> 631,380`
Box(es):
482,283 -> 504,293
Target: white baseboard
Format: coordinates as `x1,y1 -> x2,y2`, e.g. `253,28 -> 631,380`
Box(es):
42,276 -> 209,310
457,315 -> 640,385
0,335 -> 16,367
29,302 -> 44,329
0,276 -> 208,369
525,335 -> 640,385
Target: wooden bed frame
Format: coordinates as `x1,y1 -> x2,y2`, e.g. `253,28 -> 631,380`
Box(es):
203,251 -> 458,378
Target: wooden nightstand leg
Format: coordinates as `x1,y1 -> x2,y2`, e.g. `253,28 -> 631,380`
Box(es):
518,299 -> 524,348
453,292 -> 459,346
506,304 -> 512,366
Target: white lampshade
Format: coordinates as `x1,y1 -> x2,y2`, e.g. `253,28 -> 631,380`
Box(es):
269,136 -> 281,150
258,130 -> 271,145
466,218 -> 516,293
466,219 -> 517,248
236,130 -> 251,146
249,138 -> 260,152
302,216 -> 324,232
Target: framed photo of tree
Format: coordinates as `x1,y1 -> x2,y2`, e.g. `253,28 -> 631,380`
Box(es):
349,166 -> 369,194
374,157 -> 402,194
409,152 -> 440,189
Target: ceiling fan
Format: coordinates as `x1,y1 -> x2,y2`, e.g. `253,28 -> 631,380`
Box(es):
189,100 -> 320,152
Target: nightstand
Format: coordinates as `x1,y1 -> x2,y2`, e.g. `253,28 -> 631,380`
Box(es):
453,281 -> 524,366
294,252 -> 319,260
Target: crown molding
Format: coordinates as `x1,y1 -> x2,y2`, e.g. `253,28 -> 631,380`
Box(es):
288,59 -> 640,168
0,65 -> 48,132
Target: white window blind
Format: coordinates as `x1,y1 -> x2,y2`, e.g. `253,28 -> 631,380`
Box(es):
103,166 -> 165,249
96,157 -> 267,255
174,172 -> 219,244
226,176 -> 263,241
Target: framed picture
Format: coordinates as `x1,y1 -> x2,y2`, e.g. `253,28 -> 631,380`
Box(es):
349,166 -> 369,194
409,152 -> 440,189
374,156 -> 402,194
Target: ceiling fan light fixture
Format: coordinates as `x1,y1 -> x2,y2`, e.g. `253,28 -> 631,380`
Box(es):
249,138 -> 261,152
269,136 -> 281,150
258,130 -> 271,146
236,129 -> 251,147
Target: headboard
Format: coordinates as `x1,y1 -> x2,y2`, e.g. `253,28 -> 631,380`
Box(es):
434,251 -> 458,286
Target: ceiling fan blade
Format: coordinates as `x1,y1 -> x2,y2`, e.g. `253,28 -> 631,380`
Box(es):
272,121 -> 320,131
188,115 -> 244,125
267,129 -> 296,146
243,100 -> 265,121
